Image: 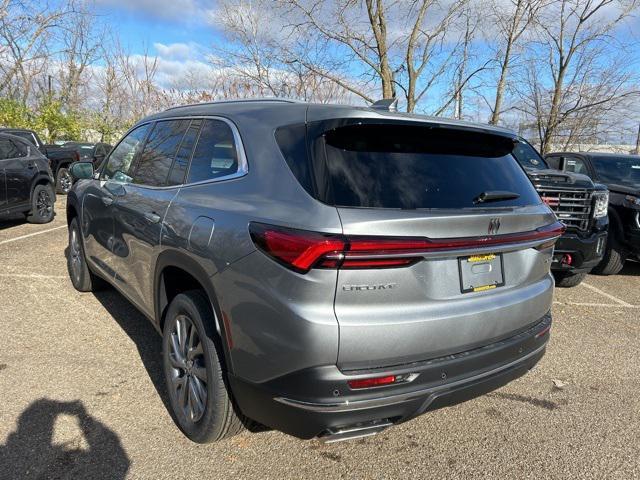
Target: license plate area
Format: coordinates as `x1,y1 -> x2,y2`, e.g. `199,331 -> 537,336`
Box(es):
458,253 -> 505,293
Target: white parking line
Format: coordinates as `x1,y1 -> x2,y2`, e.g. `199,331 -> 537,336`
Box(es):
0,273 -> 67,279
553,301 -> 639,309
0,225 -> 66,246
581,282 -> 635,308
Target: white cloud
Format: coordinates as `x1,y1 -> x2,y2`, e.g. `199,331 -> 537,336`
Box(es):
153,42 -> 200,60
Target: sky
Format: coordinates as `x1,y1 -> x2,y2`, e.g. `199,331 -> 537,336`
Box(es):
93,0 -> 218,65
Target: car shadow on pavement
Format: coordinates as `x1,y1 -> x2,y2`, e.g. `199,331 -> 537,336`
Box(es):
618,259 -> 640,276
0,398 -> 129,479
91,288 -> 173,414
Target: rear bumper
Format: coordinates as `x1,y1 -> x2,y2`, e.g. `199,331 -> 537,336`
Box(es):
552,229 -> 607,274
230,313 -> 551,439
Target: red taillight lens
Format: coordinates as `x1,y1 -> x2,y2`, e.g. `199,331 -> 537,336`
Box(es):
249,221 -> 565,274
348,375 -> 397,389
249,223 -> 345,273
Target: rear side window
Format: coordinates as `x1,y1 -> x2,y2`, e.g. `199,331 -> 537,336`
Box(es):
280,122 -> 541,209
134,120 -> 190,186
0,138 -> 26,159
187,119 -> 238,184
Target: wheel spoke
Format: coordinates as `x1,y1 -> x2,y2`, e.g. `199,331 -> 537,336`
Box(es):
170,333 -> 185,363
169,353 -> 186,369
187,322 -> 198,350
187,341 -> 203,360
188,377 -> 205,420
177,317 -> 188,357
192,364 -> 207,382
179,375 -> 189,412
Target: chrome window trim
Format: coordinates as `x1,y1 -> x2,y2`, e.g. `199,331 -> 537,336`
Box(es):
98,115 -> 249,191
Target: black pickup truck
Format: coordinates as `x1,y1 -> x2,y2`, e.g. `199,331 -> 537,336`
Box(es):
545,152 -> 640,275
513,140 -> 609,287
0,128 -> 79,194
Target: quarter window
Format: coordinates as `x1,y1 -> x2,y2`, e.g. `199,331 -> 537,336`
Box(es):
134,120 -> 190,187
187,119 -> 239,184
102,124 -> 152,183
168,120 -> 201,186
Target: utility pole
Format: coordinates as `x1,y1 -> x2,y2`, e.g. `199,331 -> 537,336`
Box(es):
635,123 -> 640,155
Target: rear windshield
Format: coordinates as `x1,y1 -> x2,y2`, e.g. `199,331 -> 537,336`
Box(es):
277,121 -> 541,209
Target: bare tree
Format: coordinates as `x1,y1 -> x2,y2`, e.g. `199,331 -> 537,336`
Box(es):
488,0 -> 546,125
519,0 -> 640,153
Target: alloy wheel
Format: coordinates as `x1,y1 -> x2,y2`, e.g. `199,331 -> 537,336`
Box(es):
69,226 -> 82,283
59,171 -> 72,193
168,315 -> 208,423
36,189 -> 53,218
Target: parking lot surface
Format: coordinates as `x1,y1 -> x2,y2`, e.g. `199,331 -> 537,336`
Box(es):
1,198 -> 639,479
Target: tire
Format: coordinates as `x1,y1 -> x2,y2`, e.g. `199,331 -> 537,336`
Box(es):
26,184 -> 55,224
553,271 -> 587,288
162,290 -> 244,443
56,167 -> 72,194
592,235 -> 626,276
67,217 -> 106,292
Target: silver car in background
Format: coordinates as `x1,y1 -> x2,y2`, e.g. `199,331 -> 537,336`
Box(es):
66,99 -> 562,443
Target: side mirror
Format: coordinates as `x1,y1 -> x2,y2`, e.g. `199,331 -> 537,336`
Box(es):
69,161 -> 94,181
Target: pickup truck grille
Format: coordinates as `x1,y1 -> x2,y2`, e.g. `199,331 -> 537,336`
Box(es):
537,188 -> 592,231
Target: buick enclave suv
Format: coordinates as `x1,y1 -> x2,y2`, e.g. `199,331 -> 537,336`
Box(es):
66,99 -> 562,443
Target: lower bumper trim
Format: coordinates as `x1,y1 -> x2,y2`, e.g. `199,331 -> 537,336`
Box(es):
274,343 -> 547,413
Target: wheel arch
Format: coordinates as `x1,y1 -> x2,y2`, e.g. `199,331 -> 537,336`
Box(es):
154,250 -> 234,373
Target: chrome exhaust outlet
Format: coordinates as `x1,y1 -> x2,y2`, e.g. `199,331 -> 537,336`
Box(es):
318,420 -> 393,444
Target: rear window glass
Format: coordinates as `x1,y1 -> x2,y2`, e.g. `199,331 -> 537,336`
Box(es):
279,122 -> 541,209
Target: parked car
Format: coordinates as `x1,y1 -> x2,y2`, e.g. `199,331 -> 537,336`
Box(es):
0,132 -> 56,224
63,141 -> 112,168
545,152 -> 640,274
66,99 -> 562,443
0,128 -> 79,194
512,140 -> 609,287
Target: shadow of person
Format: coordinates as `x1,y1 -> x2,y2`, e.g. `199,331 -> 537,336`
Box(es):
0,399 -> 129,480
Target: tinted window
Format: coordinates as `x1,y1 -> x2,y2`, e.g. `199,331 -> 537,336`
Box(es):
545,156 -> 561,169
187,120 -> 238,184
512,141 -> 548,170
564,157 -> 589,175
9,131 -> 37,146
591,156 -> 640,187
102,124 -> 151,183
168,120 -> 201,186
134,120 -> 189,186
302,122 -> 541,209
0,138 -> 26,159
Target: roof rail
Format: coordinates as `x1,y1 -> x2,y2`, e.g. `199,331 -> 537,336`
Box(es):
371,98 -> 398,112
164,98 -> 303,111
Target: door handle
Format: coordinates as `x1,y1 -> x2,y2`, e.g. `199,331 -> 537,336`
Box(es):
26,162 -> 35,169
101,196 -> 114,206
144,212 -> 161,224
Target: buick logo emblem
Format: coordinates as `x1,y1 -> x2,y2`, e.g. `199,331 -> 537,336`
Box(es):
488,218 -> 501,235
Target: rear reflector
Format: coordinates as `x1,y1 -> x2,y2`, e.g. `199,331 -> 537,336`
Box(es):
249,221 -> 565,274
348,375 -> 397,389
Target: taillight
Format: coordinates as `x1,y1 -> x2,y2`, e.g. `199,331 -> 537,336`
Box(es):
249,221 -> 566,274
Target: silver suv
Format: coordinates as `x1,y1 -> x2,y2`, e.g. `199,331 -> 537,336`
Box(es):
66,99 -> 562,443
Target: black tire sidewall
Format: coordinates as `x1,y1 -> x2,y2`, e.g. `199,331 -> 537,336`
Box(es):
162,292 -> 227,443
67,217 -> 90,291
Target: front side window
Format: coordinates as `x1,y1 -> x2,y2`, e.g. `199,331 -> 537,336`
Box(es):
102,124 -> 151,183
133,120 -> 190,187
563,157 -> 589,175
512,141 -> 548,170
187,119 -> 239,184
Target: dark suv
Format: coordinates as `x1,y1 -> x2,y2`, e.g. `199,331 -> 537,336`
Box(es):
545,152 -> 640,274
66,100 -> 561,443
0,133 -> 55,224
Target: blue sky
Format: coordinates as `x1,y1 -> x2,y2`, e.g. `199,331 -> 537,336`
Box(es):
93,0 -> 219,60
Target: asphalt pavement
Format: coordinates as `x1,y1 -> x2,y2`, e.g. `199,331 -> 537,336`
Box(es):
0,197 -> 638,479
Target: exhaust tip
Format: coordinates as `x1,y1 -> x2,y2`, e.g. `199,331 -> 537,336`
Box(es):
318,420 -> 393,444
